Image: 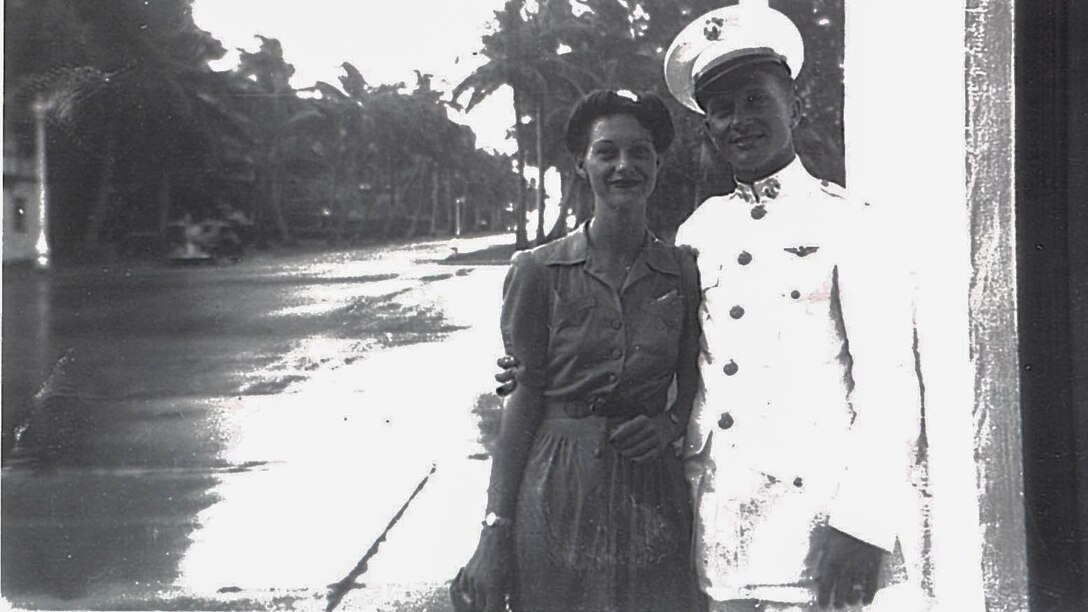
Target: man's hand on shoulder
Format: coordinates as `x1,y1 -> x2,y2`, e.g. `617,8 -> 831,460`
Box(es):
494,355 -> 519,396
816,527 -> 885,609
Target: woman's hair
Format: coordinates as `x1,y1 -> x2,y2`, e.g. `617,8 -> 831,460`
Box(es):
564,90 -> 675,156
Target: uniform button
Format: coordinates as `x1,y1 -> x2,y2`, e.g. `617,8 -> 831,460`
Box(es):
723,360 -> 739,376
790,290 -> 801,300
718,412 -> 734,430
793,477 -> 804,488
593,447 -> 603,458
737,251 -> 752,265
610,347 -> 623,359
611,319 -> 623,330
729,305 -> 745,319
751,205 -> 767,220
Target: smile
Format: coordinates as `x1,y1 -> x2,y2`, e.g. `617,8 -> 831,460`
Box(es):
730,134 -> 764,148
609,179 -> 643,188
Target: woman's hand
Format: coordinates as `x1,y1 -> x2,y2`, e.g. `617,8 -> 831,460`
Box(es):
453,527 -> 514,612
608,413 -> 679,462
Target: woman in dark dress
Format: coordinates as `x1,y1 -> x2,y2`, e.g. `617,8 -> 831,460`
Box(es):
454,90 -> 702,612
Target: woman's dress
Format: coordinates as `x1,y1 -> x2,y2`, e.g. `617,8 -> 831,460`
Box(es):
499,223 -> 701,612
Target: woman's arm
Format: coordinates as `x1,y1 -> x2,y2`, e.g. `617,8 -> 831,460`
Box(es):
456,252 -> 549,611
669,246 -> 702,434
486,251 -> 550,516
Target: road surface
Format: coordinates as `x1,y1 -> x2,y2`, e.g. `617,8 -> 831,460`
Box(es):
2,234 -> 511,611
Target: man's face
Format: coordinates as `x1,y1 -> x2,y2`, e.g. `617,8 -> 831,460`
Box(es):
701,65 -> 800,181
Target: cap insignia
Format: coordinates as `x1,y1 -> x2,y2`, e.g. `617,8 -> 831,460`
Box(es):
703,17 -> 724,41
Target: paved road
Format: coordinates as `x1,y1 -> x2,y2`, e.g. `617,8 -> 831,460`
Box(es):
2,235 -> 510,610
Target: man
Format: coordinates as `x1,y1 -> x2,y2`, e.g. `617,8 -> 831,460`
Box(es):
497,5 -> 921,611
662,5 -> 920,611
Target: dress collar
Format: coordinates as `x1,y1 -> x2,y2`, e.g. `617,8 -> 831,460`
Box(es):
541,220 -> 679,277
733,157 -> 812,204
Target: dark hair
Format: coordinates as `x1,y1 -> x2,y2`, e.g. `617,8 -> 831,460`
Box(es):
564,90 -> 675,156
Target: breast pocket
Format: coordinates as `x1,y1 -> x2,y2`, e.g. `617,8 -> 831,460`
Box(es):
781,246 -> 833,306
633,290 -> 684,359
549,292 -> 597,359
552,292 -> 596,330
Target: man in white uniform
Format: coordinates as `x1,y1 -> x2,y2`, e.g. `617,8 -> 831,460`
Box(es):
664,5 -> 921,612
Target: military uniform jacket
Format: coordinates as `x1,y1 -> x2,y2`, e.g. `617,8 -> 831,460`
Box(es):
675,160 -> 920,603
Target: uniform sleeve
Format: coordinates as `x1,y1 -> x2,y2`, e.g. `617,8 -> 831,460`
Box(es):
827,205 -> 923,552
670,247 -> 702,435
500,251 -> 551,391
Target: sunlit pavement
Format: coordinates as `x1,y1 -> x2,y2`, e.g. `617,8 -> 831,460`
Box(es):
2,234 -> 510,611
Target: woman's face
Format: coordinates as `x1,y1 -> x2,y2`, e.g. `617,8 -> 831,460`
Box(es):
577,114 -> 660,216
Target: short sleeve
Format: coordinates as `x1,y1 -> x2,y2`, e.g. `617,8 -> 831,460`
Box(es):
500,251 -> 551,390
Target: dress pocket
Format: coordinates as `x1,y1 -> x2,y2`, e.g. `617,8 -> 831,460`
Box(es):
641,290 -> 683,331
552,292 -> 596,330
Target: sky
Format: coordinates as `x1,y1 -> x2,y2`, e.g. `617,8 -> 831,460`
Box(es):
191,0 -> 517,154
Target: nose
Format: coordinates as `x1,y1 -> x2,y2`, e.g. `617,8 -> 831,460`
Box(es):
615,149 -> 636,172
732,101 -> 759,127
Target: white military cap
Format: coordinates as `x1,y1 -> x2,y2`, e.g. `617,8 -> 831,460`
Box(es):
664,2 -> 805,113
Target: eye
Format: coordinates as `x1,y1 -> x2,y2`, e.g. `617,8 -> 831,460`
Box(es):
709,102 -> 734,119
631,144 -> 654,159
746,92 -> 767,106
591,143 -> 618,159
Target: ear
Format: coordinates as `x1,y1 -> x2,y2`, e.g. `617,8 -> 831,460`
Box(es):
575,156 -> 587,178
789,94 -> 802,129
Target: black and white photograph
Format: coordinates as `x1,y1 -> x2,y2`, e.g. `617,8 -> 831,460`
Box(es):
2,1 -> 1084,610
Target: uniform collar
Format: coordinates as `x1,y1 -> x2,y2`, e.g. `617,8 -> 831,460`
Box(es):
733,157 -> 812,204
542,220 -> 679,278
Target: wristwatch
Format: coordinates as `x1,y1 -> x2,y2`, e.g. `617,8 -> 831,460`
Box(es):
482,512 -> 514,528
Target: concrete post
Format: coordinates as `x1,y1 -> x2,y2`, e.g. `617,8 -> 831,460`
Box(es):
31,97 -> 52,270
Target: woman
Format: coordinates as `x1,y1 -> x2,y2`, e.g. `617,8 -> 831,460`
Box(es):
453,90 -> 702,612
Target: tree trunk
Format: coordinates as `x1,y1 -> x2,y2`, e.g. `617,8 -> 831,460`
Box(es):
330,160 -> 344,245
268,168 -> 294,244
381,161 -> 399,239
84,129 -> 114,246
405,162 -> 427,239
535,97 -> 547,245
545,167 -> 575,241
513,90 -> 529,250
156,168 -> 172,235
429,161 -> 440,236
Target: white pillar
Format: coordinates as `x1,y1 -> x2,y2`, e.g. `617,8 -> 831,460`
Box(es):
32,97 -> 52,270
843,1 -> 992,611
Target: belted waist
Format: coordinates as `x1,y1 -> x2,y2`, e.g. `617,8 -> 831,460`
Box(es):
543,391 -> 668,420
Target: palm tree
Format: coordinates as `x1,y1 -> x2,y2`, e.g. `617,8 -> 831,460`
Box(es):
454,0 -> 587,248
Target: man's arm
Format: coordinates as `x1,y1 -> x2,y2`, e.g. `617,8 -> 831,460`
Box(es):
818,206 -> 922,607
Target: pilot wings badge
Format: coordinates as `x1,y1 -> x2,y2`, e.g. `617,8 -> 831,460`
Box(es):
784,245 -> 820,257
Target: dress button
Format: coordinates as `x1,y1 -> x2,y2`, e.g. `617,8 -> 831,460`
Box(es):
729,305 -> 745,319
611,319 -> 623,330
718,412 -> 734,430
793,477 -> 804,488
723,360 -> 739,376
610,348 -> 623,360
737,251 -> 752,266
607,373 -> 617,384
790,290 -> 801,300
751,205 -> 767,220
